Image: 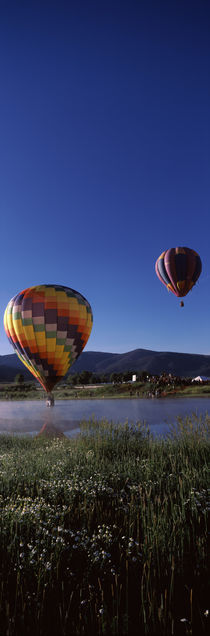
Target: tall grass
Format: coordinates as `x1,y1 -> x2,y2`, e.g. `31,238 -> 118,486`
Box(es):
0,416 -> 209,635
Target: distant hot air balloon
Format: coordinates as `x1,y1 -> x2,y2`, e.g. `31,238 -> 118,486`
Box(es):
155,247 -> 202,306
4,284 -> 93,401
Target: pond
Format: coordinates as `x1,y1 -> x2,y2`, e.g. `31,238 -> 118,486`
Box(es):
0,397 -> 209,438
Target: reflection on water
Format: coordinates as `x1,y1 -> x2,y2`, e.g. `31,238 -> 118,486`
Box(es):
0,397 -> 209,438
37,420 -> 65,438
0,400 -> 81,438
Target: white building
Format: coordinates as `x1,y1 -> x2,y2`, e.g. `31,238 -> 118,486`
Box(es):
191,375 -> 210,383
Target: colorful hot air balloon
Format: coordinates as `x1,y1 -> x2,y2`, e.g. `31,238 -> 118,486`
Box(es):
155,247 -> 202,306
4,284 -> 93,399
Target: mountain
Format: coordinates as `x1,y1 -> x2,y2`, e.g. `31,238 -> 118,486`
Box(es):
68,349 -> 210,377
0,354 -> 33,382
1,349 -> 210,382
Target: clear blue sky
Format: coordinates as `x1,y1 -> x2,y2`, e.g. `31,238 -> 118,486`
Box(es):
0,0 -> 210,357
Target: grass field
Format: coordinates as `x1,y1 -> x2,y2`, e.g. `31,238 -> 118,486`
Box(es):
0,416 -> 209,635
1,380 -> 210,400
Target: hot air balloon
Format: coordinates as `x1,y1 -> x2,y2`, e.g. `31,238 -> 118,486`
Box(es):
4,284 -> 93,403
155,247 -> 202,306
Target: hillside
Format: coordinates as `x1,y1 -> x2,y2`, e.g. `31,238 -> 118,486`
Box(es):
0,355 -> 33,382
1,348 -> 210,382
69,349 -> 210,377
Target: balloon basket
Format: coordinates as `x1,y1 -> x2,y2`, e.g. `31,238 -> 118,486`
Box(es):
46,393 -> 55,407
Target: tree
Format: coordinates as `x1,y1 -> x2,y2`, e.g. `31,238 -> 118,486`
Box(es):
101,374 -> 109,384
15,373 -> 25,385
122,371 -> 132,382
138,370 -> 149,381
67,373 -> 79,386
78,370 -> 93,386
110,373 -> 122,384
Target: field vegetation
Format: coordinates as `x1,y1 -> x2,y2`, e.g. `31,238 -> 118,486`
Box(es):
0,416 -> 209,635
1,373 -> 210,401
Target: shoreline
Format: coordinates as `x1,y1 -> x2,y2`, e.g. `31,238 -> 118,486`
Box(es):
1,390 -> 210,401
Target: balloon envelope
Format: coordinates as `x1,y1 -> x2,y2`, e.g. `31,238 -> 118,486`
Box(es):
4,284 -> 93,392
155,247 -> 202,299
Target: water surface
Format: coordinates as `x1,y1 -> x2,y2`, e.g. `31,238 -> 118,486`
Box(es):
0,397 -> 209,437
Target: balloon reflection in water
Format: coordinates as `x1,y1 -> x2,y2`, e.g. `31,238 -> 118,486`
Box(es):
37,416 -> 65,438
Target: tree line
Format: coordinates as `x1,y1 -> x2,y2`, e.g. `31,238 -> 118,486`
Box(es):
66,370 -> 150,386
13,370 -> 148,388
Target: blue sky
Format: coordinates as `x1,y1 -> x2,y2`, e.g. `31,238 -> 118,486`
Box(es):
0,0 -> 210,357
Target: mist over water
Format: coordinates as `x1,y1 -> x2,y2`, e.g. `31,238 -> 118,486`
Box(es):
0,397 -> 209,438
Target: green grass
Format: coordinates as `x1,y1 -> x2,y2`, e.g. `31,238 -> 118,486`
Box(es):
0,417 -> 209,635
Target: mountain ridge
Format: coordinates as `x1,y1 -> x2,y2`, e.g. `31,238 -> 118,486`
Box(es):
1,348 -> 210,381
